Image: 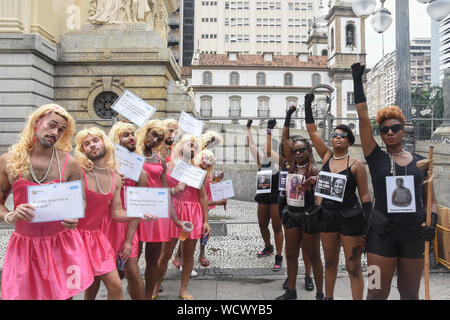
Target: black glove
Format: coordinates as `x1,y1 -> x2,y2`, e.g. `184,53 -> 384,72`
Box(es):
284,106 -> 297,127
304,93 -> 315,124
246,119 -> 253,128
351,63 -> 366,104
267,119 -> 276,129
361,202 -> 373,239
421,212 -> 438,242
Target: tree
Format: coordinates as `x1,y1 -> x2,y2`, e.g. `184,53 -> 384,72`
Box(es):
411,86 -> 443,140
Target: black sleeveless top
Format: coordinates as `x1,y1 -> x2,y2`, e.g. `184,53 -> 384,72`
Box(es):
320,156 -> 358,211
287,187 -> 315,213
254,161 -> 279,204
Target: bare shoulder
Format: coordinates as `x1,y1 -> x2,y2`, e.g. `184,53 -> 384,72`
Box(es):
352,158 -> 367,173
0,152 -> 11,170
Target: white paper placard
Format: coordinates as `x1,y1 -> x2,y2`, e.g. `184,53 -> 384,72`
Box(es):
256,170 -> 272,194
126,187 -> 169,218
28,180 -> 84,223
386,175 -> 416,213
111,89 -> 156,127
169,159 -> 207,190
278,171 -> 288,191
286,173 -> 305,207
210,180 -> 235,202
114,144 -> 145,182
314,171 -> 347,202
178,111 -> 204,137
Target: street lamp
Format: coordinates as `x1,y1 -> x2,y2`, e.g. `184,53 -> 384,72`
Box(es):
352,0 -> 377,18
417,0 -> 450,22
370,3 -> 392,34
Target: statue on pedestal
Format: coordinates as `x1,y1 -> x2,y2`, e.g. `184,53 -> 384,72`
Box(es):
88,0 -> 156,25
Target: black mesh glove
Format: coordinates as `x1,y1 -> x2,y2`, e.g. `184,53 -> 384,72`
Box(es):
421,212 -> 438,242
267,119 -> 276,129
284,106 -> 297,127
246,119 -> 253,128
304,93 -> 315,124
351,63 -> 366,104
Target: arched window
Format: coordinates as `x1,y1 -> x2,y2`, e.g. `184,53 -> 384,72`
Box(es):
321,49 -> 328,56
286,96 -> 299,122
330,28 -> 334,51
230,72 -> 240,85
256,72 -> 266,86
346,23 -> 355,47
229,96 -> 241,117
202,71 -> 212,85
312,73 -> 321,87
200,96 -> 212,117
284,73 -> 293,86
257,96 -> 270,117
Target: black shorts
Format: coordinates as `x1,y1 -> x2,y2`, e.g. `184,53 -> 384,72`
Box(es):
321,207 -> 365,236
281,207 -> 321,234
366,222 -> 425,259
254,192 -> 279,205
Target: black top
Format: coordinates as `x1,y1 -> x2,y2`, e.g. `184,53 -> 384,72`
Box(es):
365,144 -> 427,223
254,161 -> 279,202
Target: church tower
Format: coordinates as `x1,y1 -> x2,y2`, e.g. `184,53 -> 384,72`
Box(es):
326,0 -> 366,131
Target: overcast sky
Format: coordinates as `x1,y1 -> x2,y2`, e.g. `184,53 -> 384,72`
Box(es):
365,0 -> 432,68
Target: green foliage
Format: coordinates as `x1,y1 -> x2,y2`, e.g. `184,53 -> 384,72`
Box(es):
411,86 -> 444,140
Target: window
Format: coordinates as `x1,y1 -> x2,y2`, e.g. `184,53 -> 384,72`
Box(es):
284,73 -> 293,86
347,92 -> 355,110
229,96 -> 241,117
256,72 -> 266,85
288,2 -> 293,10
200,96 -> 212,117
312,73 -> 321,87
321,49 -> 328,56
346,23 -> 355,47
330,28 -> 334,51
258,97 -> 270,117
202,71 -> 212,85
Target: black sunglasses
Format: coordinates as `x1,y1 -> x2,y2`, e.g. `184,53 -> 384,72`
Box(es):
380,124 -> 404,134
331,132 -> 348,139
292,147 -> 307,154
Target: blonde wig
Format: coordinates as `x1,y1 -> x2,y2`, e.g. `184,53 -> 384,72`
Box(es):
108,121 -> 136,145
194,149 -> 216,179
170,134 -> 201,166
74,127 -> 117,171
135,119 -> 166,155
200,130 -> 223,150
163,118 -> 178,128
8,104 -> 76,178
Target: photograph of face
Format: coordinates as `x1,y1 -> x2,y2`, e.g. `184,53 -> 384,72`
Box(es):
386,175 -> 416,213
314,171 -> 347,203
331,178 -> 345,198
256,170 -> 272,194
286,173 -> 305,207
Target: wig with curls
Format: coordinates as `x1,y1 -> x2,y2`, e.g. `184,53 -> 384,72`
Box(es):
108,121 -> 136,145
74,127 -> 117,171
376,105 -> 405,127
8,104 -> 75,178
200,130 -> 223,150
135,119 -> 166,155
194,149 -> 216,179
170,134 -> 201,166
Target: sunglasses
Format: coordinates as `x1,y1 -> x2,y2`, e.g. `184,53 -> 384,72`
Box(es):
331,132 -> 348,139
380,124 -> 403,134
292,147 -> 307,154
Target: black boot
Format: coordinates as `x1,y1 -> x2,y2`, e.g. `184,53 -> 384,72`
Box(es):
304,275 -> 315,291
275,288 -> 297,300
315,292 -> 325,300
282,278 -> 288,290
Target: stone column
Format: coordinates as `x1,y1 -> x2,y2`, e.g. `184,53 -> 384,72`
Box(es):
0,0 -> 23,33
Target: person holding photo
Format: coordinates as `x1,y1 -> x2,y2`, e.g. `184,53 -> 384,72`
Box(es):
351,63 -> 438,300
247,118 -> 284,272
153,135 -> 210,300
0,104 -> 94,300
304,93 -> 371,300
134,119 -> 183,300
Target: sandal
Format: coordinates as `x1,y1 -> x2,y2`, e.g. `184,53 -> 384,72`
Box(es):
198,257 -> 210,267
172,259 -> 182,269
180,295 -> 194,300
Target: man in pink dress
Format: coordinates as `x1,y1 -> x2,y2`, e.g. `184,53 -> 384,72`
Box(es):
0,104 -> 94,300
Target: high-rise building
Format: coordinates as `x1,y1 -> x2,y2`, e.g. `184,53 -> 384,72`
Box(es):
410,38 -> 432,89
168,0 -> 196,66
194,1 -> 318,57
440,16 -> 450,84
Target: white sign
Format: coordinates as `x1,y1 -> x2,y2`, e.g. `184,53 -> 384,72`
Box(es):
114,144 -> 145,182
126,187 -> 169,218
170,159 -> 207,190
314,171 -> 347,202
256,170 -> 272,194
178,111 -> 204,137
279,171 -> 288,191
286,173 -> 305,207
386,175 -> 416,213
210,180 -> 235,202
111,90 -> 156,127
28,180 -> 84,223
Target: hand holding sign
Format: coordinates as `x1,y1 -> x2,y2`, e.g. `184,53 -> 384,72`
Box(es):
111,90 -> 156,127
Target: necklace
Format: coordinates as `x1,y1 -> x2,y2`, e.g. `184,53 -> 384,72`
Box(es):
332,153 -> 349,160
388,150 -> 407,175
145,150 -> 155,161
91,168 -> 112,196
30,147 -> 55,184
296,163 -> 308,169
94,165 -> 108,170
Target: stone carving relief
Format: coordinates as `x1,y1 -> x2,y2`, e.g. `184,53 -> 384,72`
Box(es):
88,0 -> 156,25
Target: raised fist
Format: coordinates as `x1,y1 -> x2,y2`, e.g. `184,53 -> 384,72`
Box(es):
305,93 -> 315,106
267,119 -> 277,129
287,106 -> 297,116
351,63 -> 365,81
246,119 -> 253,128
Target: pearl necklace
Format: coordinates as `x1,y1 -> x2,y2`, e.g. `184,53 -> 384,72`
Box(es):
91,168 -> 111,196
296,163 -> 308,169
332,153 -> 349,160
145,150 -> 155,161
29,147 -> 61,184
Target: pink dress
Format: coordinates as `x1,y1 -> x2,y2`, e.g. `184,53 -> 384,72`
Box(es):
1,156 -> 94,300
138,157 -> 170,242
167,167 -> 204,240
101,178 -> 139,259
77,170 -> 116,276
